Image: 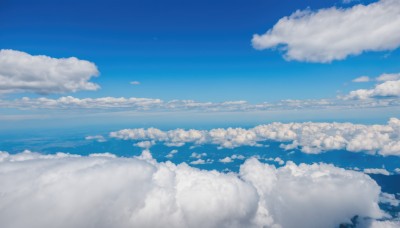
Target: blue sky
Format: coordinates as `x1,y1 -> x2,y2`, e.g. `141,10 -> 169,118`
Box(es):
0,0 -> 399,127
2,0 -> 398,103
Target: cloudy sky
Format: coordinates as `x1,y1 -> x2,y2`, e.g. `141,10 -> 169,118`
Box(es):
1,0 -> 400,129
1,0 -> 400,227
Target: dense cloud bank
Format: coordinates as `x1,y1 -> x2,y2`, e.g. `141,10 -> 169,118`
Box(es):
110,118 -> 400,156
252,0 -> 400,62
0,151 -> 387,228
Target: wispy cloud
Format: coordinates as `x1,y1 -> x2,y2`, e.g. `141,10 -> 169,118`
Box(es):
130,81 -> 141,85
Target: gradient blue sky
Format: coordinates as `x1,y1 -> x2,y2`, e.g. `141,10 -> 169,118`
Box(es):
1,0 -> 396,102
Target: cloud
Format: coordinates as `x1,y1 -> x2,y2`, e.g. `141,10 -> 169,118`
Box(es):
219,157 -> 233,163
364,168 -> 391,176
252,0 -> 400,62
85,135 -> 107,142
376,73 -> 400,82
344,80 -> 400,100
134,140 -> 155,149
343,73 -> 400,100
220,154 -> 246,163
130,81 -> 141,85
352,76 -> 370,83
379,192 -> 400,207
0,49 -> 100,94
2,94 -> 400,113
110,118 -> 400,156
165,149 -> 179,158
0,150 -> 385,228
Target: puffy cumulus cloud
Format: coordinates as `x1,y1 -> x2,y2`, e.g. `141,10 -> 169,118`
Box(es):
252,0 -> 400,63
219,155 -> 246,163
110,118 -> 400,156
0,49 -> 99,94
134,140 -> 156,149
0,151 -> 385,228
344,80 -> 400,100
344,73 -> 400,100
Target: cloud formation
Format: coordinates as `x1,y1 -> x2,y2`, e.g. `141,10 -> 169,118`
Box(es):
0,150 -> 384,228
2,95 -> 400,113
110,118 -> 400,156
352,76 -> 370,83
0,50 -> 100,94
252,0 -> 400,62
344,73 -> 400,100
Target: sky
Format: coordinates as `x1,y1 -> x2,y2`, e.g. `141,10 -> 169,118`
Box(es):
1,0 -> 400,130
1,0 -> 400,227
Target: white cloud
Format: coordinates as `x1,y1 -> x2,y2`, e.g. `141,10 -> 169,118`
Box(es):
220,155 -> 245,163
344,80 -> 400,100
367,220 -> 400,228
379,192 -> 400,206
110,117 -> 400,156
219,157 -> 233,163
274,157 -> 284,165
134,140 -> 155,149
1,94 -> 400,112
0,151 -> 385,228
130,81 -> 140,85
85,135 -> 107,142
252,0 -> 400,62
343,73 -> 400,100
190,152 -> 207,159
165,149 -> 179,158
353,76 -> 370,83
376,73 -> 400,82
0,49 -> 99,94
364,168 -> 391,176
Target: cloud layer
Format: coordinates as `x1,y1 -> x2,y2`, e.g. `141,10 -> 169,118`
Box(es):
2,95 -> 400,112
0,49 -> 99,94
110,118 -> 400,156
0,151 -> 384,228
252,0 -> 400,62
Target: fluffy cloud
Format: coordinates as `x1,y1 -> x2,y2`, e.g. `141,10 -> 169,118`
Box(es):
110,118 -> 400,156
344,73 -> 400,100
252,0 -> 400,62
0,151 -> 385,228
346,80 -> 400,99
0,49 -> 99,94
109,118 -> 400,155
